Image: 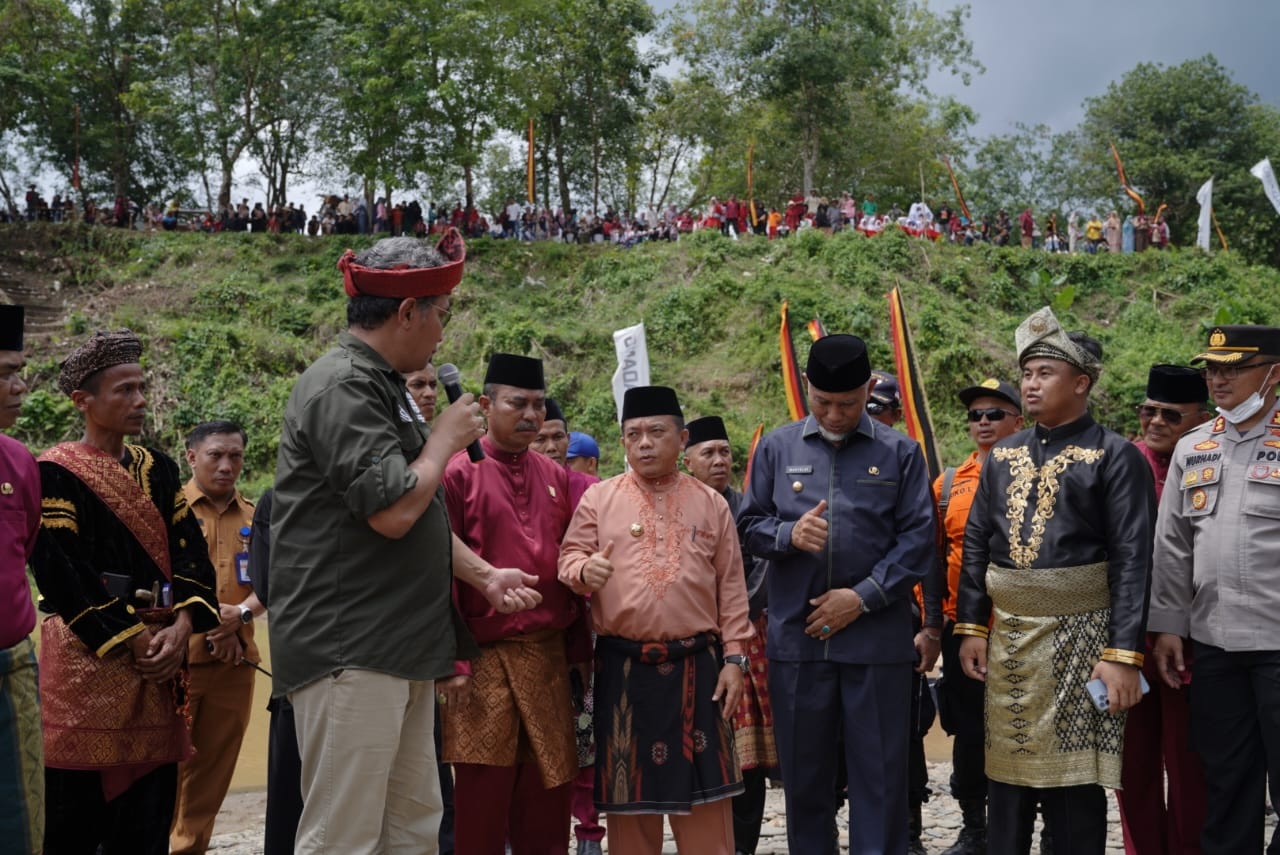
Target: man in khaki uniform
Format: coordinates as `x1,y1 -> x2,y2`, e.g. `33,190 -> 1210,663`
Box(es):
171,421 -> 262,853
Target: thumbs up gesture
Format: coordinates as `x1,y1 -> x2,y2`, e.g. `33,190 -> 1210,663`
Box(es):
581,541 -> 615,591
790,499 -> 829,553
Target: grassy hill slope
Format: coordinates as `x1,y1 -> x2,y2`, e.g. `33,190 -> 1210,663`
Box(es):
2,224 -> 1276,492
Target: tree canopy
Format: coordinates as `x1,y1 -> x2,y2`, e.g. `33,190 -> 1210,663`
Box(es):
3,0 -> 1279,265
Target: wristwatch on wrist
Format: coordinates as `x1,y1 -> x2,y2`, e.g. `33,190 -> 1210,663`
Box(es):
238,604 -> 253,625
723,654 -> 750,675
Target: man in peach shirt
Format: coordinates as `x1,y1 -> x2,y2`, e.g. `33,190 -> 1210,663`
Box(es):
559,385 -> 754,855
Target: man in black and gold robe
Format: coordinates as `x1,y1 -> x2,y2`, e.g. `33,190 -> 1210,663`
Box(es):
31,330 -> 220,855
955,307 -> 1155,855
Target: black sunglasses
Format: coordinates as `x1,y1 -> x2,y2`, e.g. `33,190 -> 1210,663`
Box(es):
967,408 -> 1015,423
1135,404 -> 1189,426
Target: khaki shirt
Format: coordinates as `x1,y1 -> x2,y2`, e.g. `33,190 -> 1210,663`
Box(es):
268,332 -> 474,697
184,481 -> 256,664
1150,404 -> 1280,650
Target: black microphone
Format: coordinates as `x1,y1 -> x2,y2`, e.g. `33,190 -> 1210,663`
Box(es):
436,363 -> 485,462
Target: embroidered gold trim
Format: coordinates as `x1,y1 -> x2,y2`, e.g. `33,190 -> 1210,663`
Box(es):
95,622 -> 146,657
67,596 -> 122,627
953,622 -> 990,639
992,445 -> 1105,569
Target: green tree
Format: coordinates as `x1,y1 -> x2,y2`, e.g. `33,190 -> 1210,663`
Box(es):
516,0 -> 656,215
318,0 -> 432,213
26,0 -> 194,202
671,0 -> 979,197
1064,55 -> 1280,264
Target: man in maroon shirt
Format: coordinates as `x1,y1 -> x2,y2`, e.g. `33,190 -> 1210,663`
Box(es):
1118,364 -> 1211,855
441,353 -> 590,854
0,305 -> 41,854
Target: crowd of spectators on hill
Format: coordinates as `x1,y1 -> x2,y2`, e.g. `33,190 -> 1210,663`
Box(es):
5,182 -> 1174,254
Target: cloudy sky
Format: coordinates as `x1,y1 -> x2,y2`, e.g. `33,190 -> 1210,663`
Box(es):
651,0 -> 1280,139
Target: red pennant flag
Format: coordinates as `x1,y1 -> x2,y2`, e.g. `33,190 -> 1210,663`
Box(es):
941,155 -> 971,222
779,301 -> 808,421
887,287 -> 942,481
1109,142 -> 1145,215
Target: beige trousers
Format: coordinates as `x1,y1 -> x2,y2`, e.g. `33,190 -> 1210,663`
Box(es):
291,669 -> 441,854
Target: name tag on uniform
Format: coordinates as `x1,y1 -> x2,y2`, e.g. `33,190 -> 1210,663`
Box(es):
236,552 -> 251,584
785,465 -> 813,474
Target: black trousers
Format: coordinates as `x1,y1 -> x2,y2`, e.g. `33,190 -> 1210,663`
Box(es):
263,696 -> 303,855
988,780 -> 1104,855
938,621 -> 987,801
732,766 -> 769,854
44,763 -> 177,855
1189,641 -> 1280,854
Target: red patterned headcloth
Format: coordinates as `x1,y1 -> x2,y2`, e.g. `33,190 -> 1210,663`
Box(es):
337,228 -> 466,298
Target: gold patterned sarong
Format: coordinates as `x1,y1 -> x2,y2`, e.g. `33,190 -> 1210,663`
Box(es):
984,561 -> 1125,789
441,629 -> 577,788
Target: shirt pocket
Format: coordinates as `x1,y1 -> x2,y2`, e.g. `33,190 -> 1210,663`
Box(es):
1181,484 -> 1219,518
1243,473 -> 1280,518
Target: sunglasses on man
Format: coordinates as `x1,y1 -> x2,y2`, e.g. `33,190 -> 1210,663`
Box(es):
967,408 -> 1017,423
1134,404 -> 1193,426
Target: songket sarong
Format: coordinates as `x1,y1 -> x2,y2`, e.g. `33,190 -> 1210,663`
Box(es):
594,633 -> 744,814
0,637 -> 43,853
441,628 -> 577,789
984,561 -> 1125,789
40,610 -> 193,799
730,616 -> 777,771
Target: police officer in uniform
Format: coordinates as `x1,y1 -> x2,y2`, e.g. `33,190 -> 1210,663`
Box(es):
1150,324 -> 1280,854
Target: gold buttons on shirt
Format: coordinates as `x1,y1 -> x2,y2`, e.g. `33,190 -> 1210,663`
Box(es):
792,480 -> 803,492
630,523 -> 643,537
868,466 -> 879,475
0,482 -> 11,495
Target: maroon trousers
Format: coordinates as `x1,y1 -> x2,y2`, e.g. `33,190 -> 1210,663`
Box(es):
1116,646 -> 1207,855
453,762 -> 572,855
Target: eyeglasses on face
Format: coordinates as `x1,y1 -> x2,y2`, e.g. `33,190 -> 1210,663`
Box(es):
434,304 -> 452,327
1135,404 -> 1190,426
1198,361 -> 1277,381
967,408 -> 1015,423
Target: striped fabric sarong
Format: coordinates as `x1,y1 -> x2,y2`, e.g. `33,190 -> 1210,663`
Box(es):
594,633 -> 744,814
730,616 -> 777,771
1,636 -> 44,854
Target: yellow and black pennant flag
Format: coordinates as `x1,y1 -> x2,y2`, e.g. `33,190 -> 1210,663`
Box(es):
887,286 -> 942,480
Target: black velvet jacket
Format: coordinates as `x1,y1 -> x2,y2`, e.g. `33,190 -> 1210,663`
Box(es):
954,414 -> 1154,664
32,444 -> 220,656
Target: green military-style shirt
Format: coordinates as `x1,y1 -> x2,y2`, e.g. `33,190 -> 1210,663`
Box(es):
268,331 -> 476,697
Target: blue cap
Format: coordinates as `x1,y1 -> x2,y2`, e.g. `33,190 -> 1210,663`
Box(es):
566,432 -> 599,460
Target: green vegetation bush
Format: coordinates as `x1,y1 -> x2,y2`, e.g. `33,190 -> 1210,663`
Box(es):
7,224 -> 1280,490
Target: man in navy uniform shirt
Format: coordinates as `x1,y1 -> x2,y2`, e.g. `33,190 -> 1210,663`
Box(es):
739,334 -> 936,855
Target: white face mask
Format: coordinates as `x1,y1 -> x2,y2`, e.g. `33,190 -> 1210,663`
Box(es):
1217,365 -> 1277,425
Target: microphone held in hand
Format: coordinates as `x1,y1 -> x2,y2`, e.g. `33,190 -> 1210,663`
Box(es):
436,363 -> 485,462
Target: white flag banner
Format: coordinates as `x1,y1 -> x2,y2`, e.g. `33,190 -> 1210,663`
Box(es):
1196,177 -> 1214,251
611,322 -> 650,421
1251,158 -> 1280,216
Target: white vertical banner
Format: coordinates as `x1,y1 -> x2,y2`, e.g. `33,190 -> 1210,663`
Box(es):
1196,177 -> 1214,251
611,323 -> 650,421
1251,158 -> 1280,215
